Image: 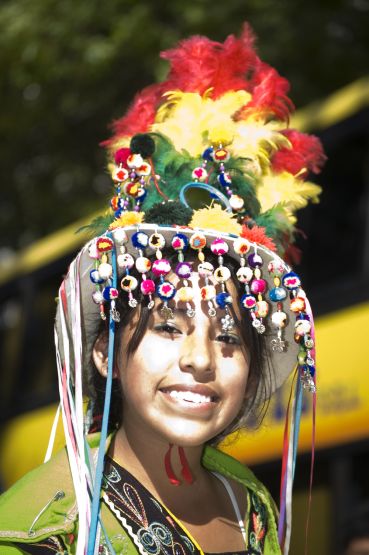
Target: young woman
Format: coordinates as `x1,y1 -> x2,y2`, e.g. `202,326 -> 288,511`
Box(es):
0,23 -> 325,555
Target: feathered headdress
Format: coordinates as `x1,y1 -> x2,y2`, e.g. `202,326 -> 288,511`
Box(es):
98,23 -> 325,259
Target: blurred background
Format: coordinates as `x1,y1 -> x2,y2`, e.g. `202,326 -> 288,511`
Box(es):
0,1 -> 369,553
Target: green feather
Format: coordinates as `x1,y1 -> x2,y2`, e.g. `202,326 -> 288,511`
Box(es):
76,213 -> 114,237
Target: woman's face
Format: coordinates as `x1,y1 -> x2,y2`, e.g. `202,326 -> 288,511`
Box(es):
116,271 -> 250,447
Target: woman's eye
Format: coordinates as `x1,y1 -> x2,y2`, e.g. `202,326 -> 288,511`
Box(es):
216,334 -> 241,346
154,323 -> 182,336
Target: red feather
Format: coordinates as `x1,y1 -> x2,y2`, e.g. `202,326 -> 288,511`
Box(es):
237,63 -> 294,122
106,24 -> 295,145
271,129 -> 327,176
241,224 -> 277,252
162,23 -> 258,98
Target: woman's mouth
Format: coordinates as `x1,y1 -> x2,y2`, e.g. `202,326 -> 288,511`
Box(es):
159,385 -> 219,408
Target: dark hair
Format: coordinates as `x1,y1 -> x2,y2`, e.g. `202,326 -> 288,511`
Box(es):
88,249 -> 272,440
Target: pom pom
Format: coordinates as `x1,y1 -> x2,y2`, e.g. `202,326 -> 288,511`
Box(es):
144,201 -> 193,226
115,148 -> 132,166
190,205 -> 241,236
109,211 -> 144,229
130,134 -> 156,158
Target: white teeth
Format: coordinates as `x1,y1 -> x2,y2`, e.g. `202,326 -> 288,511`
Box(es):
168,390 -> 212,404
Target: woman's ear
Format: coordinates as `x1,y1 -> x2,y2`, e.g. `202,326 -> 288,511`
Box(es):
92,332 -> 109,378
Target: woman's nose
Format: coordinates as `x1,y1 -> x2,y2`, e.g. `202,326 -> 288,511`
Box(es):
178,332 -> 215,378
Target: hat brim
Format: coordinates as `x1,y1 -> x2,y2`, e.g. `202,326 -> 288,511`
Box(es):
56,224 -> 310,406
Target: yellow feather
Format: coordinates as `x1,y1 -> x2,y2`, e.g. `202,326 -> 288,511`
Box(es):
151,91 -> 251,156
257,171 -> 322,220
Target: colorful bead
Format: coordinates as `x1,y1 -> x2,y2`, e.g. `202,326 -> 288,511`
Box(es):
90,269 -> 105,284
102,287 -> 119,301
92,290 -> 104,304
294,319 -> 312,336
98,263 -> 113,280
88,242 -> 100,260
202,147 -> 214,161
282,271 -> 301,290
190,233 -> 207,250
217,172 -> 232,187
229,195 -> 244,212
111,228 -> 128,244
290,296 -> 306,313
247,252 -> 263,268
175,262 -> 192,279
152,259 -> 171,276
114,148 -> 131,166
113,167 -> 129,183
157,281 -> 176,300
271,311 -> 288,328
269,286 -> 287,302
176,286 -> 194,302
215,292 -> 232,308
236,266 -> 253,283
250,279 -> 267,295
241,294 -> 256,309
214,266 -> 231,283
213,148 -> 230,162
268,260 -> 285,275
255,300 -> 269,318
135,162 -> 151,176
198,261 -> 214,277
141,279 -> 155,295
117,253 -> 134,269
121,275 -> 138,291
200,285 -> 216,301
172,233 -> 189,251
135,256 -> 151,273
192,167 -> 208,181
124,182 -> 140,197
110,196 -> 125,211
136,187 -> 147,201
149,233 -> 165,250
233,237 -> 250,255
210,238 -> 229,256
96,237 -> 114,253
131,231 -> 149,249
127,153 -> 143,168
304,336 -> 315,349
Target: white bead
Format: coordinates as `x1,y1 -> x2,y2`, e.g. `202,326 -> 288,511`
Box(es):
92,291 -> 104,304
236,266 -> 253,283
112,228 -> 128,244
98,263 -> 113,280
272,311 -> 287,328
117,253 -> 134,269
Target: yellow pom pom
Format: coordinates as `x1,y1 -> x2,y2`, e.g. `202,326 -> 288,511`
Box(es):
190,205 -> 241,235
109,211 -> 144,229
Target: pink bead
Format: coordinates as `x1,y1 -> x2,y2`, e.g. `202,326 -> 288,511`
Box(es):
250,279 -> 267,294
210,238 -> 229,256
141,279 -> 155,295
152,258 -> 171,276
